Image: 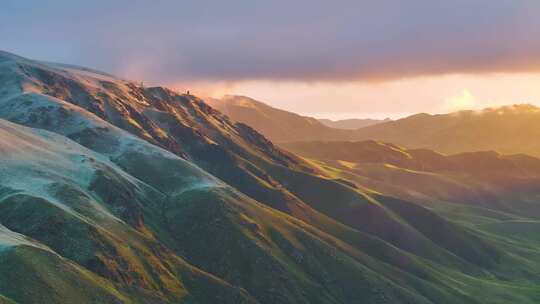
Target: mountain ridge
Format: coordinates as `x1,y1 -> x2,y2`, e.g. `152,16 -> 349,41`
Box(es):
2,50 -> 540,303
206,95 -> 352,142
351,104 -> 540,156
209,93 -> 540,157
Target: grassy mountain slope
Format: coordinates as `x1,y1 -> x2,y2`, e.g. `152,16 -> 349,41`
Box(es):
210,94 -> 540,157
351,105 -> 540,156
2,50 -> 540,303
0,118 -> 489,304
0,51 -> 464,260
282,140 -> 540,215
207,95 -> 351,142
0,119 -> 261,303
0,50 -> 507,271
283,140 -> 540,275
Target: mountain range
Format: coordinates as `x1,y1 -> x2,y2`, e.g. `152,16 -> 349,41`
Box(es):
211,95 -> 540,157
350,105 -> 540,156
206,95 -> 351,142
2,50 -> 540,303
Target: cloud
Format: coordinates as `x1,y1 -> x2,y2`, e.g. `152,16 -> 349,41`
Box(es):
2,1 -> 540,84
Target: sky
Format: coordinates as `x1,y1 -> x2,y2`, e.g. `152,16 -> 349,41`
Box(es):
2,0 -> 540,119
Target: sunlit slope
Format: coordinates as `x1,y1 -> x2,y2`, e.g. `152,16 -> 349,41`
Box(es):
282,140 -> 540,216
207,95 -> 351,142
351,105 -> 540,156
284,140 -> 540,281
283,139 -> 540,178
0,119 -> 413,303
208,93 -> 540,157
0,119 -> 263,303
283,141 -> 540,254
2,50 -> 540,303
0,50 -> 506,271
0,118 -> 495,304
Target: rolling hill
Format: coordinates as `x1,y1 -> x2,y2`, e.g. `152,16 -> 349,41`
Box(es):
206,95 -> 351,142
350,105 -> 540,157
211,95 -> 540,157
2,50 -> 540,303
283,139 -> 540,226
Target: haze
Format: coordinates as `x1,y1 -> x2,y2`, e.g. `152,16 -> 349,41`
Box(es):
2,0 -> 540,119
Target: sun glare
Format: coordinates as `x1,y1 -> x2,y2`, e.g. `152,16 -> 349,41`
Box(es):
444,90 -> 477,111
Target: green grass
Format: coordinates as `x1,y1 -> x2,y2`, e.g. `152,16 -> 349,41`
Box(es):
3,55 -> 540,303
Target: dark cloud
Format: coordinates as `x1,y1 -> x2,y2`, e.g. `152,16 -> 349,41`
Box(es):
2,0 -> 540,83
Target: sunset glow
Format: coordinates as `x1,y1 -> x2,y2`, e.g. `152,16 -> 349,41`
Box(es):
3,1 -> 540,119
170,73 -> 540,119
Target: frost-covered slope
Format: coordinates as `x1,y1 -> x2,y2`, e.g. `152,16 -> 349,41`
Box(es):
0,50 -> 499,270
0,118 -> 456,304
0,118 -> 256,303
2,50 -> 540,303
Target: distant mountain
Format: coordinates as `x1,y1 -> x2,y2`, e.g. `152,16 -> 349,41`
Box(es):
3,50 -> 540,303
318,118 -> 391,130
283,139 -> 540,214
211,95 -> 540,157
351,105 -> 540,156
207,95 -> 351,142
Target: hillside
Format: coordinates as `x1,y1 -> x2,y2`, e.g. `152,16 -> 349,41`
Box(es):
283,140 -> 540,178
211,95 -> 540,157
2,50 -> 540,303
207,95 -> 351,142
283,140 -> 540,221
0,118 -> 259,303
283,140 -> 540,286
351,105 -> 540,156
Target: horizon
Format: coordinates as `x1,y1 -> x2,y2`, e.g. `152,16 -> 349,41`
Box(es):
2,48 -> 537,121
2,1 -> 540,119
